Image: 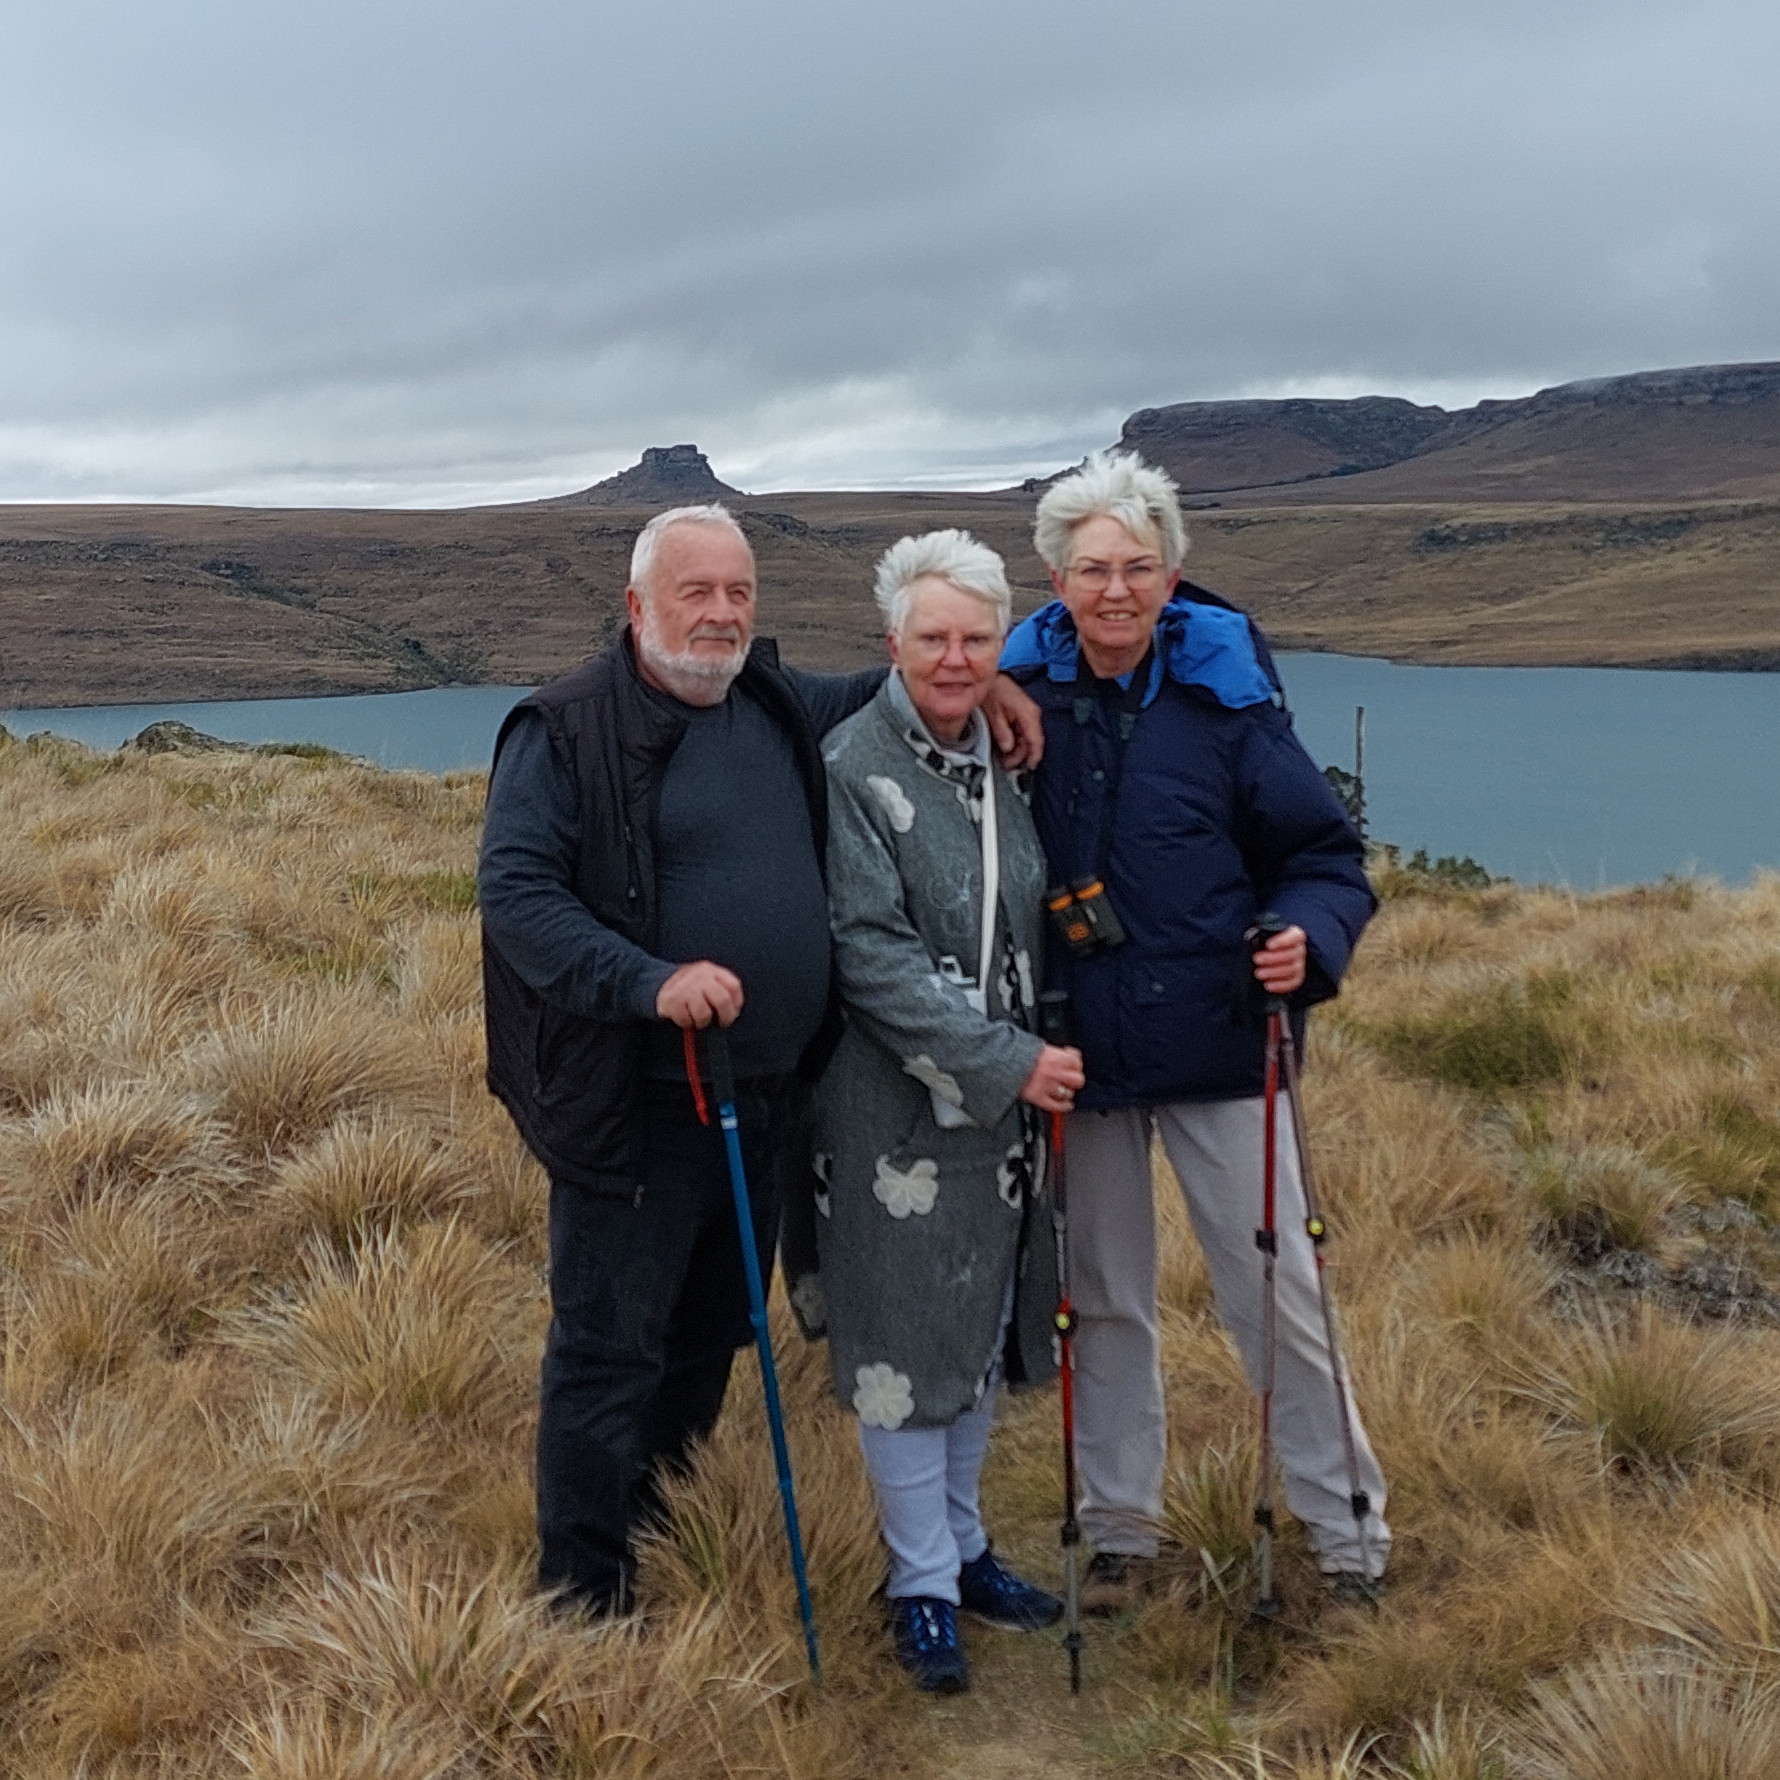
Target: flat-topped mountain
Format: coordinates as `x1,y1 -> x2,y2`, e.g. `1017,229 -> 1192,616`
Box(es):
1120,361 -> 1780,503
1117,396 -> 1452,494
544,443 -> 743,507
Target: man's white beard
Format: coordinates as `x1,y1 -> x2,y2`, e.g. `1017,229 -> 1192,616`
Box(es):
636,606 -> 748,707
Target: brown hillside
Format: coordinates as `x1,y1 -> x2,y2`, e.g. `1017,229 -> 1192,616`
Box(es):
0,494 -> 1048,708
7,486 -> 1780,707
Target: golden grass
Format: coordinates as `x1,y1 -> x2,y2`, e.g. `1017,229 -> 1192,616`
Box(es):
9,725 -> 1780,1775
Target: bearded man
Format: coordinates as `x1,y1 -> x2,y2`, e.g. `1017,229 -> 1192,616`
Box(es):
478,503 -> 1040,1616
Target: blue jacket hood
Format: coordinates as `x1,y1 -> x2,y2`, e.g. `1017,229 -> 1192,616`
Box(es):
1000,594 -> 1278,710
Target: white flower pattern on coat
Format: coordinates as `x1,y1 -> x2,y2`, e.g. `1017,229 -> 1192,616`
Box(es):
866,775 -> 916,833
854,1362 -> 915,1430
873,1155 -> 939,1218
902,1052 -> 964,1107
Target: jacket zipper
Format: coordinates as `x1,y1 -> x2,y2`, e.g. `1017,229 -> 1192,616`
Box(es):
622,819 -> 641,909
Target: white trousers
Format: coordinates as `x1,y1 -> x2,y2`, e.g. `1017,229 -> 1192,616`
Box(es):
1066,1097 -> 1390,1576
857,1384 -> 998,1602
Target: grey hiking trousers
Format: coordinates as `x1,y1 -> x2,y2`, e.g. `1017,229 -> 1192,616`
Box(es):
1066,1097 -> 1390,1577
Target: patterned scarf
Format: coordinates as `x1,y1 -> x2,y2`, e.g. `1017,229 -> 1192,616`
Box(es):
886,673 -> 1029,1023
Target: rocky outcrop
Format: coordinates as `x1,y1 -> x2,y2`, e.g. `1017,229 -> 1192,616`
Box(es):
1103,361 -> 1780,501
125,720 -> 244,754
1118,395 -> 1450,492
546,445 -> 744,508
1420,361 -> 1780,451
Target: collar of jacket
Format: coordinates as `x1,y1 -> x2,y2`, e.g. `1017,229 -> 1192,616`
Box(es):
999,592 -> 1277,711
884,667 -> 990,770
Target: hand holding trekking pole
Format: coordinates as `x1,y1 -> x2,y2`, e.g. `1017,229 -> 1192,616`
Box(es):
1020,1044 -> 1084,1112
1249,922 -> 1307,998
656,960 -> 744,1028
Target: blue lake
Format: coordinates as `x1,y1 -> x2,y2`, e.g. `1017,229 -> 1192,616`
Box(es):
6,656 -> 1779,888
1278,654 -> 1779,889
0,686 -> 532,776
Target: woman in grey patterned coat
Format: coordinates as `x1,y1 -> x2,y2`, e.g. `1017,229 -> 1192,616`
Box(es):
789,530 -> 1085,1692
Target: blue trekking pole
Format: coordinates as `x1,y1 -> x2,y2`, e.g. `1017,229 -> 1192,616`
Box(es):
683,1025 -> 821,1681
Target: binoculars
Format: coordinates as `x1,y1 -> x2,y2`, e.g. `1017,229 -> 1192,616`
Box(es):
1045,876 -> 1128,958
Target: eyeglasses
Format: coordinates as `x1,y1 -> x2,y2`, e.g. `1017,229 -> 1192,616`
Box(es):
902,631 -> 1001,663
1065,559 -> 1166,594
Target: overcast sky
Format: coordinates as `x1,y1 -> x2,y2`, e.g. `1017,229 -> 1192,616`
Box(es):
4,0 -> 1777,505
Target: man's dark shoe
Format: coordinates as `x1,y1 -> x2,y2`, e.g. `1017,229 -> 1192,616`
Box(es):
1078,1550 -> 1161,1616
890,1595 -> 969,1693
958,1547 -> 1064,1631
542,1572 -> 635,1624
1324,1570 -> 1385,1609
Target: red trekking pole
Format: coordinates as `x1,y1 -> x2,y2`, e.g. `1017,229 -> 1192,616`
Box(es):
1247,911 -> 1375,1614
1252,971 -> 1284,1618
1039,990 -> 1085,1692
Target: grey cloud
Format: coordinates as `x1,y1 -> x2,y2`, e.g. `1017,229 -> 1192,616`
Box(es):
2,0 -> 1777,500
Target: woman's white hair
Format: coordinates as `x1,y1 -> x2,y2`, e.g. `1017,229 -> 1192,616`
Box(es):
873,529 -> 1011,638
629,503 -> 749,597
1032,450 -> 1189,575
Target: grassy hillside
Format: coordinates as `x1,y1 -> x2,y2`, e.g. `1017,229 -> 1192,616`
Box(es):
5,729 -> 1780,1776
1180,497 -> 1780,668
7,488 -> 1780,708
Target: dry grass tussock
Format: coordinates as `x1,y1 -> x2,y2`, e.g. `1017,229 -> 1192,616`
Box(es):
8,730 -> 1780,1774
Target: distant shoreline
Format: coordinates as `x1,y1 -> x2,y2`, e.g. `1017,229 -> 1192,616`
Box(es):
8,644 -> 1780,724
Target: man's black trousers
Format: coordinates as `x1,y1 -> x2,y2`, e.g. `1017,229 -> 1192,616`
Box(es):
536,1074 -> 803,1613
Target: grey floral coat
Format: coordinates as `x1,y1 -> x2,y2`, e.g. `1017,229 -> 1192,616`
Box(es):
783,676 -> 1059,1429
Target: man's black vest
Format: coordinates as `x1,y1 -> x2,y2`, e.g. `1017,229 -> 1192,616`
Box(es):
481,630 -> 840,1196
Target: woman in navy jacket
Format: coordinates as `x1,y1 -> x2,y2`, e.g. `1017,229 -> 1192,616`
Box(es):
1000,450 -> 1388,1607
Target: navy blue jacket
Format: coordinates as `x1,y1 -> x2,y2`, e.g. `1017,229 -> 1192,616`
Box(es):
1001,585 -> 1375,1108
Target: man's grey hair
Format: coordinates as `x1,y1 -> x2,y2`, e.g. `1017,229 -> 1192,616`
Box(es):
628,503 -> 750,597
873,529 -> 1012,638
1032,450 -> 1189,575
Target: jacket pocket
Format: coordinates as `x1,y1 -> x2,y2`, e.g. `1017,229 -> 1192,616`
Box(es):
1117,954 -> 1263,1100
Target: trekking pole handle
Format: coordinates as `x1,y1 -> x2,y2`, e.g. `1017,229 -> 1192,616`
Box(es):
1246,908 -> 1289,951
1245,909 -> 1291,1014
1038,989 -> 1072,1048
704,1024 -> 737,1104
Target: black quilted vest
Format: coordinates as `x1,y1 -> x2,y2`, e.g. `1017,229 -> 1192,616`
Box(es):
481,630 -> 839,1196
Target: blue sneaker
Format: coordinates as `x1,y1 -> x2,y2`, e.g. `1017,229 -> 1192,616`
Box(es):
890,1595 -> 969,1693
958,1546 -> 1064,1631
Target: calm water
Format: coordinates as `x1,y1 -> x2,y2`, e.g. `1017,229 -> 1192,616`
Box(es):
0,686 -> 532,775
1278,654 -> 1780,888
6,658 -> 1779,887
